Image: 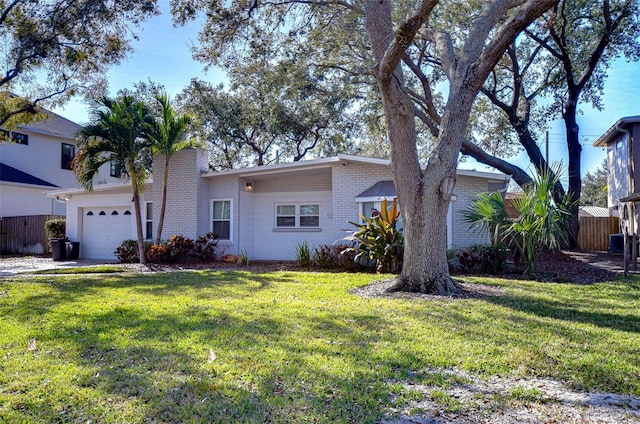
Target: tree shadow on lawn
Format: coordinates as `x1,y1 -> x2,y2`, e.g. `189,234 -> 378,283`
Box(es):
7,287 -> 413,422
483,281 -> 640,334
4,270 -> 288,319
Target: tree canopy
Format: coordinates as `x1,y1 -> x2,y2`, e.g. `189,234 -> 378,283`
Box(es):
172,0 -> 557,294
0,0 -> 158,129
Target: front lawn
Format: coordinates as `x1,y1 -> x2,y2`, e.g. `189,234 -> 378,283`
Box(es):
0,270 -> 638,423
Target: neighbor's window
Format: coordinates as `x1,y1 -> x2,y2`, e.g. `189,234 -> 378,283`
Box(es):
1,130 -> 28,145
212,199 -> 231,240
110,159 -> 122,178
275,203 -> 320,228
145,202 -> 153,240
61,143 -> 75,170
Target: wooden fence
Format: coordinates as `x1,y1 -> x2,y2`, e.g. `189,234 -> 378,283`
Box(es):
0,215 -> 64,255
578,216 -> 619,251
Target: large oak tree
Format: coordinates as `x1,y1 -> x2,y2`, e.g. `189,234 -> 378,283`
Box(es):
0,0 -> 158,129
173,0 -> 558,294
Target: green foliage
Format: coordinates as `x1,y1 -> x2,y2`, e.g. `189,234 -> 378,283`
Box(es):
1,270 -> 639,422
194,232 -> 220,262
344,199 -> 404,273
295,241 -> 312,268
463,165 -> 573,276
44,219 -> 66,239
462,192 -> 510,247
312,244 -> 365,272
75,95 -> 155,263
508,165 -> 574,276
580,158 -> 608,207
114,240 -> 152,263
0,1 -> 158,126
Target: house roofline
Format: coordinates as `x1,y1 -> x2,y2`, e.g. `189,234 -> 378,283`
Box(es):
593,115 -> 640,147
45,179 -> 153,197
203,154 -> 509,181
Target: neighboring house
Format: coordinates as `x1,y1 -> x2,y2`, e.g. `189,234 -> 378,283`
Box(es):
47,149 -> 510,260
593,115 -> 640,218
0,109 -> 120,218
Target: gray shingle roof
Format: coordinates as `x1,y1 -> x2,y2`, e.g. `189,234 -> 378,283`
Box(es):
20,109 -> 81,139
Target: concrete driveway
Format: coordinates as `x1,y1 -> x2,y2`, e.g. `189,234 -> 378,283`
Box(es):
0,256 -> 116,278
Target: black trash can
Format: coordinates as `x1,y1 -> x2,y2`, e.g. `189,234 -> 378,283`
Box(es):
66,241 -> 80,260
51,238 -> 67,261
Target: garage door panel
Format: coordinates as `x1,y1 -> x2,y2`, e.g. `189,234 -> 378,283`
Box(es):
82,207 -> 132,259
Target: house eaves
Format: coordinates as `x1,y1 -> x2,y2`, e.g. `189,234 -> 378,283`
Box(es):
593,115 -> 640,147
202,154 -> 509,181
45,179 -> 154,197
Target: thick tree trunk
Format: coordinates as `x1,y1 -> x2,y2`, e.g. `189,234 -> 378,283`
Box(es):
564,100 -> 582,247
154,158 -> 169,245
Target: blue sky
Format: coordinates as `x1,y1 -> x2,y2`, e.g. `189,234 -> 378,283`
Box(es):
53,1 -> 640,177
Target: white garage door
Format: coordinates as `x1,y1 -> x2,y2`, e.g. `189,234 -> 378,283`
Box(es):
82,206 -> 132,259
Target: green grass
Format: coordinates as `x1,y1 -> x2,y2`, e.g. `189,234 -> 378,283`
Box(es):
0,271 -> 638,423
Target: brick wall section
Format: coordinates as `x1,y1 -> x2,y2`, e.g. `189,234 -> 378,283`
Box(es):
153,148 -> 209,240
254,170 -> 332,193
450,175 -> 493,247
331,162 -> 394,240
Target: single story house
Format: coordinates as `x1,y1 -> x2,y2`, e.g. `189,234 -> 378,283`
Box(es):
46,149 -> 510,260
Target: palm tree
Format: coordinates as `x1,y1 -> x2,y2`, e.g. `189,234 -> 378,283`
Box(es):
147,93 -> 195,245
462,191 -> 510,247
74,95 -> 153,263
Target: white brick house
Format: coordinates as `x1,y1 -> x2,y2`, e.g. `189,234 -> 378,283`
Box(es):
47,148 -> 510,260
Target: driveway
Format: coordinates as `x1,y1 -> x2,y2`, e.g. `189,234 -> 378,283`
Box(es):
0,256 -> 115,278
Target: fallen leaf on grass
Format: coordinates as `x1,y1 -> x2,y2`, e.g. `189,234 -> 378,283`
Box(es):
27,338 -> 36,351
207,348 -> 216,363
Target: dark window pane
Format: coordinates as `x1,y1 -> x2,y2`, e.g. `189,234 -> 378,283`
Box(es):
300,216 -> 319,227
277,216 -> 295,227
146,222 -> 153,240
213,221 -> 230,240
61,143 -> 75,170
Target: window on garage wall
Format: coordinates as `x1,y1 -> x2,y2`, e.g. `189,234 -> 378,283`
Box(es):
145,202 -> 153,240
211,199 -> 232,240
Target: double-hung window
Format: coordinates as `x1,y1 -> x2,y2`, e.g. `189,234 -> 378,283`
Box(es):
211,199 -> 232,240
275,203 -> 320,229
61,143 -> 75,170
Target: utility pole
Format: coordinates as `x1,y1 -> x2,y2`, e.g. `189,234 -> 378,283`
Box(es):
545,131 -> 549,164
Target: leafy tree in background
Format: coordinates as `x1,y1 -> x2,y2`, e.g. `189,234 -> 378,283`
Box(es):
74,96 -> 154,264
580,158 -> 608,207
0,0 -> 158,129
179,52 -> 357,169
148,93 -> 195,245
460,0 -> 640,244
172,0 -> 558,294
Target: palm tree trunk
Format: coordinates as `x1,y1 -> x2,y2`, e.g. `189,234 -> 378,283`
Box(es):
128,164 -> 147,264
154,158 -> 169,245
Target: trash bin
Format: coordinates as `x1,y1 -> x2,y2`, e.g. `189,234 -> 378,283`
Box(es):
66,241 -> 80,260
51,238 -> 67,261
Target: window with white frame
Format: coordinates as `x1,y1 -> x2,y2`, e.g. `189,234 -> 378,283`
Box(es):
145,202 -> 153,240
211,199 -> 232,240
358,198 -> 403,231
275,203 -> 320,229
